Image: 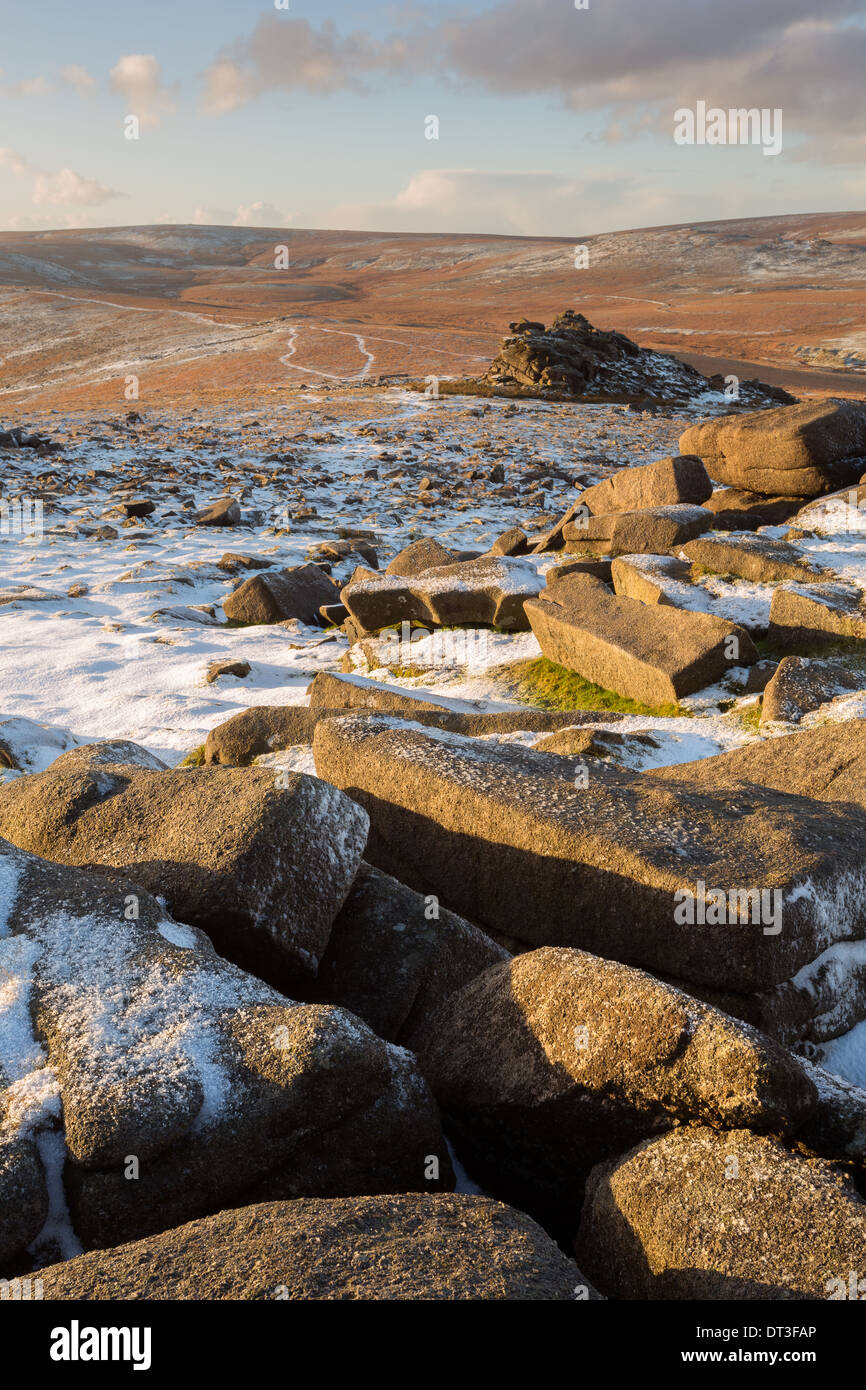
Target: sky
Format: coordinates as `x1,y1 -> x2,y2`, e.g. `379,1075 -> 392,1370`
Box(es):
1,0 -> 865,238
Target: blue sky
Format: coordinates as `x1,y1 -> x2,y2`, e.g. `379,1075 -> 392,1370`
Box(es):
1,0 -> 864,236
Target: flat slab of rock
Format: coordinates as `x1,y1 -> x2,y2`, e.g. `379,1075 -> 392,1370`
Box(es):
768,582 -> 866,647
149,604 -> 220,627
578,455 -> 712,514
120,498 -> 154,518
38,1194 -> 585,1301
203,684 -> 625,766
680,400 -> 866,497
576,1126 -> 866,1299
413,948 -> 814,1224
224,563 -> 340,626
526,574 -> 756,705
562,503 -> 711,557
532,728 -> 659,758
0,764 -> 368,985
761,656 -> 862,725
0,840 -> 447,1261
341,556 -> 542,634
649,720 -> 866,810
681,533 -> 826,584
308,672 -> 622,736
309,671 -> 465,719
703,488 -> 807,528
610,554 -> 772,633
312,713 -> 866,992
610,554 -> 694,607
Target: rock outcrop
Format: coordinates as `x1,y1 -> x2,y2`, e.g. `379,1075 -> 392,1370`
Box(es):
576,1126 -> 866,1300
341,556 -> 542,635
223,563 -> 340,626
680,400 -> 866,497
0,838 -> 449,1263
768,582 -> 866,648
38,1194 -> 588,1301
481,312 -> 793,408
412,948 -> 815,1225
577,455 -> 713,514
0,764 -> 368,986
313,713 -> 866,997
525,573 -> 756,705
561,503 -> 712,558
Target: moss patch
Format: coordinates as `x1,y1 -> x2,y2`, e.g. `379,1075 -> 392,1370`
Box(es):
178,744 -> 206,767
500,657 -> 686,718
735,701 -> 763,733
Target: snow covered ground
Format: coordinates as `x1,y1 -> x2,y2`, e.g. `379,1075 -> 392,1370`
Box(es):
0,388 -> 686,761
1,383 -> 866,1091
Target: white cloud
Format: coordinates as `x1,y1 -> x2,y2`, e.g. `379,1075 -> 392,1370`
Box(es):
199,3 -> 866,166
110,54 -> 177,127
0,147 -> 123,208
331,167 -> 680,237
232,201 -> 292,227
9,76 -> 52,97
1,210 -> 112,231
190,201 -> 292,227
61,65 -> 96,96
441,2 -> 866,164
32,168 -> 119,207
202,61 -> 250,116
0,148 -> 30,177
201,15 -> 422,113
192,205 -> 235,225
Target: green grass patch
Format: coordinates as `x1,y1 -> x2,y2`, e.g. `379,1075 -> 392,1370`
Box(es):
178,744 -> 206,767
379,664 -> 429,679
502,657 -> 686,718
735,702 -> 763,733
